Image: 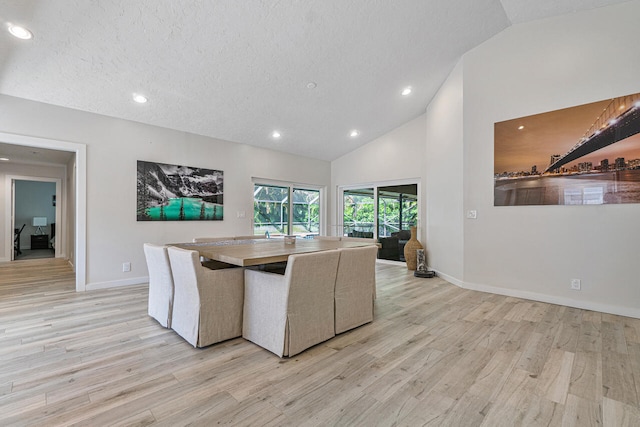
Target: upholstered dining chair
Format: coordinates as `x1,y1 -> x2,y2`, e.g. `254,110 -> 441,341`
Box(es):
167,246 -> 244,348
243,250 -> 340,357
192,237 -> 232,243
334,245 -> 378,334
233,235 -> 267,240
192,237 -> 234,268
143,243 -> 175,328
313,235 -> 341,241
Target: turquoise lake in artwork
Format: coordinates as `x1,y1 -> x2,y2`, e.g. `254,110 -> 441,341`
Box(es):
146,198 -> 223,221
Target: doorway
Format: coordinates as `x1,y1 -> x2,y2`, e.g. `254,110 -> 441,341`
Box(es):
340,182 -> 419,238
0,132 -> 86,291
13,179 -> 60,261
339,180 -> 420,262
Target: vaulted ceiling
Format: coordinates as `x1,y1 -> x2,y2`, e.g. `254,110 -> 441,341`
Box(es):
0,0 -> 630,162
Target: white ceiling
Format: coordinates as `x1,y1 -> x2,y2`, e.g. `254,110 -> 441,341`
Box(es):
0,141 -> 74,165
0,0 -> 631,163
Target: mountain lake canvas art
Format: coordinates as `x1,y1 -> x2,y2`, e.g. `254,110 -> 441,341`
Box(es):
137,160 -> 224,221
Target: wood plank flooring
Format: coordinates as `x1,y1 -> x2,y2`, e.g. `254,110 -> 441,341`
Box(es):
1,258 -> 639,426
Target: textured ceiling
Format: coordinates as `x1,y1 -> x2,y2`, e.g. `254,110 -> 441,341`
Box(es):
0,0 -> 631,163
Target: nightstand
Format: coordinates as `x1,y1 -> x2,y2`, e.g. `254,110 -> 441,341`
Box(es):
31,234 -> 49,250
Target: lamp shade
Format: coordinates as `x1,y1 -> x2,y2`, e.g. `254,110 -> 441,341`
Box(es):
32,217 -> 47,227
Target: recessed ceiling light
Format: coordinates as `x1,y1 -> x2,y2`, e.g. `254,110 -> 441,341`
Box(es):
401,87 -> 412,96
8,24 -> 33,40
0,157 -> 9,161
518,125 -> 524,130
306,82 -> 317,89
132,93 -> 148,104
272,131 -> 281,139
350,130 -> 360,137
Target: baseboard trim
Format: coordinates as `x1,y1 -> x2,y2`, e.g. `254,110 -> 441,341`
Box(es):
0,256 -> 9,263
376,259 -> 406,266
463,280 -> 640,320
429,269 -> 464,288
430,268 -> 640,320
86,276 -> 149,291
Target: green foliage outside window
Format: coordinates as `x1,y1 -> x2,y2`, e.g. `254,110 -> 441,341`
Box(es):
378,196 -> 417,236
253,185 -> 320,235
343,191 -> 375,235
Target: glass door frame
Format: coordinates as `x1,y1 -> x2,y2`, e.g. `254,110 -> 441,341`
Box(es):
336,178 -> 421,239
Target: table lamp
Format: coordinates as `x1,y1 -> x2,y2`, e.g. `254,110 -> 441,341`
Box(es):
32,217 -> 47,235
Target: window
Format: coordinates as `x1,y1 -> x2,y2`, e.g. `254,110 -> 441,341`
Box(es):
253,182 -> 322,236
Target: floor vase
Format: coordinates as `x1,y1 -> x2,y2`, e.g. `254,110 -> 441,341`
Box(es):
403,226 -> 423,270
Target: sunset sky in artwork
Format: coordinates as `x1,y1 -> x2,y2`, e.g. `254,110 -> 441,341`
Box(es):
494,93 -> 640,174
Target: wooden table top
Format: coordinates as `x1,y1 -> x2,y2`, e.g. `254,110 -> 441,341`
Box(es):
172,238 -> 378,267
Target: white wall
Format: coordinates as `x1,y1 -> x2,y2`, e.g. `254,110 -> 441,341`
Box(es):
331,3 -> 640,319
331,114 -> 427,239
459,1 -> 640,317
425,60 -> 464,283
0,94 -> 331,288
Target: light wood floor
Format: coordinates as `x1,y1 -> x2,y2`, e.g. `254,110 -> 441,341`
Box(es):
1,258 -> 639,426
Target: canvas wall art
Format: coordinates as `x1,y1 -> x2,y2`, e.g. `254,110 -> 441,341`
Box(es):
494,92 -> 640,206
137,160 -> 223,221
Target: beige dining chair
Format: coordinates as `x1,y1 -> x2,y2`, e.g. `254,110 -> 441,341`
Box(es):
192,237 -> 232,243
167,246 -> 244,348
192,237 -> 234,268
340,236 -> 375,243
143,243 -> 174,328
334,245 -> 378,334
243,250 -> 340,357
313,235 -> 342,241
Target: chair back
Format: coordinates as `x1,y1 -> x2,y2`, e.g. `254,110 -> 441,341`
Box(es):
143,243 -> 175,328
193,237 -> 232,243
14,224 -> 25,241
335,245 -> 378,333
167,246 -> 244,347
313,235 -> 341,241
282,250 -> 340,356
166,246 -> 201,345
166,246 -> 200,304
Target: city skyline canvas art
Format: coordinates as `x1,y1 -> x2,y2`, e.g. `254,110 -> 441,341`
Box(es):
494,91 -> 640,206
137,160 -> 224,221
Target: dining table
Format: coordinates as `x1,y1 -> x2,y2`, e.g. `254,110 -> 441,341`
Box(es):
171,238 -> 378,267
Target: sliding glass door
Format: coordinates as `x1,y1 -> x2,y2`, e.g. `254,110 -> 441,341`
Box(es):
378,185 -> 418,237
340,182 -> 418,239
342,188 -> 374,237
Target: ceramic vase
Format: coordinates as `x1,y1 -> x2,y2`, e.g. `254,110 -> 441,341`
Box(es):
403,226 -> 423,270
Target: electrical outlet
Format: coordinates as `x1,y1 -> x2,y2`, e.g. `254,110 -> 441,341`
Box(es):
571,279 -> 581,290
123,262 -> 131,273
467,210 -> 477,219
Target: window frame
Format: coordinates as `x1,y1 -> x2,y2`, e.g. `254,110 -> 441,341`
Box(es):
252,178 -> 325,237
